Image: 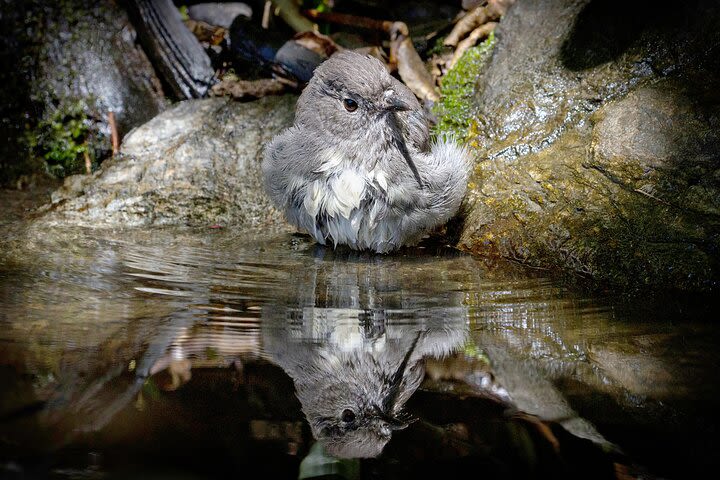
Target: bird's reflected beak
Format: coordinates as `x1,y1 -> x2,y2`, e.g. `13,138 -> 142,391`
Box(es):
372,405 -> 412,431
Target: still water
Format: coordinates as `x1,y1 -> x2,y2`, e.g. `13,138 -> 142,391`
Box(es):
1,226 -> 718,479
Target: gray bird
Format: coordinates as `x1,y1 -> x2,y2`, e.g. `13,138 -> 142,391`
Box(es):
262,50 -> 471,253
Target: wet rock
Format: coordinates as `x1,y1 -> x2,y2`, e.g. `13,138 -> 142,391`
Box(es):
34,95 -> 296,228
29,0 -> 169,177
275,32 -> 341,84
460,0 -> 720,292
273,42 -> 325,84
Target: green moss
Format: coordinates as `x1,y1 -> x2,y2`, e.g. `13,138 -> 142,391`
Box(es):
25,99 -> 93,178
433,32 -> 496,141
426,35 -> 450,57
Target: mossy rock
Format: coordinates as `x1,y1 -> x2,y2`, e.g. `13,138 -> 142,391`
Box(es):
3,0 -> 168,183
456,0 -> 720,293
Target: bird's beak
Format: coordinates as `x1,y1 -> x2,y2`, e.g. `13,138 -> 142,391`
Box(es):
386,96 -> 412,112
383,89 -> 413,112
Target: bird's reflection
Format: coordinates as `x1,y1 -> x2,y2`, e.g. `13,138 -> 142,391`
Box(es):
261,246 -> 471,458
9,238 -> 475,462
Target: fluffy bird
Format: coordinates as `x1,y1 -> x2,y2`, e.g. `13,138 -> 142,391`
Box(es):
262,50 -> 470,253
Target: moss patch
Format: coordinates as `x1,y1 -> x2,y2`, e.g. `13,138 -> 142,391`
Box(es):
26,100 -> 94,178
433,32 -> 496,141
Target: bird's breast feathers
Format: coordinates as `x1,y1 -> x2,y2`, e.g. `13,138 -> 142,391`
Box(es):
304,151 -> 389,221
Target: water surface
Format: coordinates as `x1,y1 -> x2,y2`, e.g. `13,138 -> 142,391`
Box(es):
1,226 -> 718,479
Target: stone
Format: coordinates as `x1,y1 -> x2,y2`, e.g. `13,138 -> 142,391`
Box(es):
0,0 -> 169,181
34,95 -> 297,228
460,0 -> 720,292
32,0 -> 169,169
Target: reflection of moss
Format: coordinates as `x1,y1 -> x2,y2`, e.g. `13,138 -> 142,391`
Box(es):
433,32 -> 496,141
26,100 -> 93,178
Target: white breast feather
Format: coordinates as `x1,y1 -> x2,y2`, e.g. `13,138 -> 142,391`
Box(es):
371,167 -> 388,192
314,149 -> 345,173
328,170 -> 365,219
303,180 -> 323,217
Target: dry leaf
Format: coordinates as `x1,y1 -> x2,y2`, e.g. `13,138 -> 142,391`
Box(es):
292,30 -> 342,58
390,22 -> 440,103
444,0 -> 512,47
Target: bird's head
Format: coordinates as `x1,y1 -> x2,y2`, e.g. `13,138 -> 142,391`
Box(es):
295,50 -> 422,143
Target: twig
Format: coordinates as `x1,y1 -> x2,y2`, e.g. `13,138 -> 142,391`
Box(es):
262,0 -> 272,29
442,0 -> 515,48
83,149 -> 91,174
270,0 -> 315,32
447,21 -> 497,69
390,22 -> 440,103
634,188 -> 672,206
108,111 -> 119,156
304,9 -> 393,32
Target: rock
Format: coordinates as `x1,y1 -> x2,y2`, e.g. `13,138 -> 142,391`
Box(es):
34,95 -> 297,228
30,0 -> 169,175
274,40 -> 326,83
0,0 -> 169,182
459,0 -> 720,292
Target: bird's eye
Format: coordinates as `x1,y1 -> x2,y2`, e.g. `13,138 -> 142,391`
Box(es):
341,409 -> 356,423
343,98 -> 358,112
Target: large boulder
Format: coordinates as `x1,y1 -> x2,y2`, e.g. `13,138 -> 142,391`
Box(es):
28,0 -> 169,177
460,0 -> 720,292
1,0 -> 169,182
35,95 -> 296,228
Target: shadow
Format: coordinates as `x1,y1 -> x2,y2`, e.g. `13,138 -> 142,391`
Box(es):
560,0 -> 697,71
0,2 -> 39,184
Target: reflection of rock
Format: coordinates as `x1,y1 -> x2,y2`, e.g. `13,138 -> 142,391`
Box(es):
261,247 -> 471,458
35,96 -> 295,227
461,0 -> 720,291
